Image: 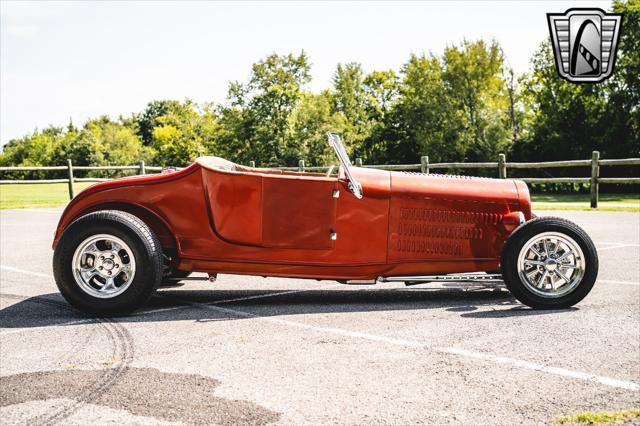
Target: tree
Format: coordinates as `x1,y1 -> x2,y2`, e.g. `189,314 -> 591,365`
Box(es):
228,52 -> 311,165
332,63 -> 370,151
511,1 -> 638,164
135,100 -> 188,146
363,70 -> 399,121
387,54 -> 464,163
0,127 -> 63,179
442,40 -> 513,161
60,117 -> 153,176
605,0 -> 640,159
149,102 -> 219,166
290,91 -> 348,165
515,42 -> 613,162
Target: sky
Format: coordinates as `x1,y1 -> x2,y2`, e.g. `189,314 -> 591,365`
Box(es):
0,0 -> 611,146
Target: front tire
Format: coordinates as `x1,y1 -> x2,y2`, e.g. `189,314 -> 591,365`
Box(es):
53,210 -> 163,315
501,217 -> 598,309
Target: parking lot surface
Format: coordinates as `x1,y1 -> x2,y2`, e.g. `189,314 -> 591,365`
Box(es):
1,208 -> 638,425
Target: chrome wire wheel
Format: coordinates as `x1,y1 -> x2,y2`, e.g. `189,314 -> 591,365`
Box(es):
72,234 -> 136,299
517,231 -> 585,298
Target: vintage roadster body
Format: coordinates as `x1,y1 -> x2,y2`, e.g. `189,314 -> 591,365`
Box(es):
52,134 -> 598,314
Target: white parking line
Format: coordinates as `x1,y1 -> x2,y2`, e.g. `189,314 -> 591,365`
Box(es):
440,347 -> 640,391
210,283 -> 343,305
0,208 -> 62,215
164,296 -> 430,348
0,319 -> 93,336
597,244 -> 639,251
133,284 -> 346,317
597,242 -> 640,247
170,296 -> 640,392
600,279 -> 640,286
0,265 -> 53,279
21,209 -> 63,214
4,263 -> 640,391
131,305 -> 192,316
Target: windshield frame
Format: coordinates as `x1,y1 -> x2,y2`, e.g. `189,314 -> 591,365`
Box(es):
326,132 -> 363,199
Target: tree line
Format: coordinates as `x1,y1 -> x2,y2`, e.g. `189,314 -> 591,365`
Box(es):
1,0 -> 637,181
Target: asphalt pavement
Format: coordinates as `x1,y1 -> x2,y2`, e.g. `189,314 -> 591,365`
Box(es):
1,208 -> 638,425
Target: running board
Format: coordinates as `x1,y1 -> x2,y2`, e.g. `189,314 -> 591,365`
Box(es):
379,274 -> 504,286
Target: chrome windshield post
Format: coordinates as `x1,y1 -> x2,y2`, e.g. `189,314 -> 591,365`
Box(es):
326,132 -> 363,199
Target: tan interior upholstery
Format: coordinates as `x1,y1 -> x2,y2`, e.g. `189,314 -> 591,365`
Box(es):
196,156 -> 242,172
196,156 -> 326,177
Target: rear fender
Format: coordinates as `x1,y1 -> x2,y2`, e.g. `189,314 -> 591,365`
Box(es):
53,202 -> 177,251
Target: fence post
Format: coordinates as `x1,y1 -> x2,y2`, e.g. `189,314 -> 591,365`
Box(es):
249,160 -> 256,168
591,151 -> 600,208
298,159 -> 305,172
498,154 -> 507,179
139,160 -> 146,175
66,159 -> 75,199
421,156 -> 429,174
355,158 -> 363,167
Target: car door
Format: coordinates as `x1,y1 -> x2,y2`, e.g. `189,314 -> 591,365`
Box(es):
204,167 -> 338,250
261,174 -> 339,249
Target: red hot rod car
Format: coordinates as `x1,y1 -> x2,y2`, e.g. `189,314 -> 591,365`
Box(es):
52,133 -> 598,314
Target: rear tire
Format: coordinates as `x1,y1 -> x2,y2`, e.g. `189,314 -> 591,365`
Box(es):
501,217 -> 598,309
53,210 -> 163,315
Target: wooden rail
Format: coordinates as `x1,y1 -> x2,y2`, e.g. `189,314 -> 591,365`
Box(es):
0,152 -> 638,208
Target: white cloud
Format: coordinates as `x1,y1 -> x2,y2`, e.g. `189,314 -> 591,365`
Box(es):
5,24 -> 38,38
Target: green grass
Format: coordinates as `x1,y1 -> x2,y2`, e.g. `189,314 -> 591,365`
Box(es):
0,183 -> 94,210
554,409 -> 640,424
532,193 -> 640,212
1,183 -> 639,212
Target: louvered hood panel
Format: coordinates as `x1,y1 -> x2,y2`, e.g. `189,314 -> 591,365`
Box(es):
388,171 -> 527,261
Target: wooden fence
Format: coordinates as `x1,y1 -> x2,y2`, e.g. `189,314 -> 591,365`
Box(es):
1,152 -> 638,208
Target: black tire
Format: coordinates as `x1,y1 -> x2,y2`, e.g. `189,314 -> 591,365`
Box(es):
501,217 -> 598,309
53,210 -> 163,315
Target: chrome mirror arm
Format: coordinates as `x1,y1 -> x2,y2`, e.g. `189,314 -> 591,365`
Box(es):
348,181 -> 363,199
326,132 -> 363,199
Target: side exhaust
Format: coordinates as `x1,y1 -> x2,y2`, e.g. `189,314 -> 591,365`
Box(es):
379,273 -> 504,286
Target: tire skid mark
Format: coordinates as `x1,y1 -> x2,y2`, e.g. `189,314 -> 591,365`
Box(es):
0,294 -> 94,355
55,325 -> 98,367
36,319 -> 135,426
1,292 -> 99,370
0,293 -> 135,425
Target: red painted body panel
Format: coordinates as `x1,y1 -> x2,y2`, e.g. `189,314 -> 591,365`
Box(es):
53,158 -> 532,280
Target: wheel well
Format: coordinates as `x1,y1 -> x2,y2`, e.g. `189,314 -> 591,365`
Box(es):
74,203 -> 177,251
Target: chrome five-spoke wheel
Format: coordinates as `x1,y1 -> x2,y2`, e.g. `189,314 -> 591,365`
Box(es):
72,234 -> 136,298
54,211 -> 164,315
517,232 -> 585,298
